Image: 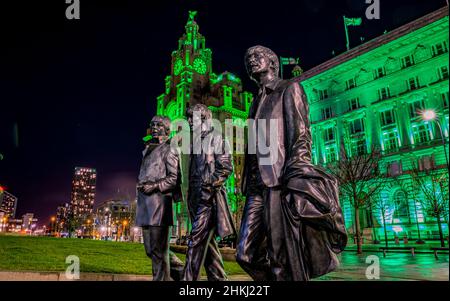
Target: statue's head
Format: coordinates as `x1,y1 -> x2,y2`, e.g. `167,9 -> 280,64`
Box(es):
149,115 -> 171,141
245,45 -> 279,82
186,103 -> 212,134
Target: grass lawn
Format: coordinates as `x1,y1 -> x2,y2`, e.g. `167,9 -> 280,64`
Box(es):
0,234 -> 246,276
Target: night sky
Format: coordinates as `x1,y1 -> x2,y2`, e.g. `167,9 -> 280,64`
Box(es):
0,0 -> 446,225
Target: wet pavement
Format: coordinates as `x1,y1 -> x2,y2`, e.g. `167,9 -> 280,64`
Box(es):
1,251 -> 447,281
314,251 -> 449,281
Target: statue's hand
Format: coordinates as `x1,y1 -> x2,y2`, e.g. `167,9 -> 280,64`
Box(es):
142,182 -> 158,195
137,182 -> 149,192
200,184 -> 214,206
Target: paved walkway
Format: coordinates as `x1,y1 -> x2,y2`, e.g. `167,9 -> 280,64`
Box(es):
317,251 -> 449,281
0,252 -> 447,281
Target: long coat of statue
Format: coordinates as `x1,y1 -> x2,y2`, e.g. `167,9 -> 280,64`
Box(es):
241,78 -> 347,280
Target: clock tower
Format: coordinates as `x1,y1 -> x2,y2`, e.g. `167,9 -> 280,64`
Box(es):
157,11 -> 213,119
151,11 -> 253,236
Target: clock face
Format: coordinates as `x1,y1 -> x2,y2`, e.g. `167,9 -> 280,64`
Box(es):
174,59 -> 183,75
193,58 -> 207,75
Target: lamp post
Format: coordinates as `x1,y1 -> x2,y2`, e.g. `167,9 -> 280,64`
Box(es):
122,220 -> 128,241
50,216 -> 56,236
100,226 -> 106,240
412,200 -> 425,244
421,109 -> 449,172
86,219 -> 91,238
1,217 -> 7,232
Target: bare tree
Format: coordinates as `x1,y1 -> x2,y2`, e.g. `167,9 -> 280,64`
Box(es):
394,177 -> 426,244
370,193 -> 394,248
232,193 -> 245,234
327,146 -> 388,254
67,213 -> 82,238
409,163 -> 449,247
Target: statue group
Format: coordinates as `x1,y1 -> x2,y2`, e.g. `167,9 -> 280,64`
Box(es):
136,46 -> 347,281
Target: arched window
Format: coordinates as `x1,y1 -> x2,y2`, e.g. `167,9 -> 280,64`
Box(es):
165,101 -> 177,120
393,190 -> 410,222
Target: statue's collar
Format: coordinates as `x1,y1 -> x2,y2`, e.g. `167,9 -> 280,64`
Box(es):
260,77 -> 282,93
200,127 -> 214,138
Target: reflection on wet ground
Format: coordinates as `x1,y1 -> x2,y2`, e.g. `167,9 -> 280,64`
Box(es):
316,251 -> 449,281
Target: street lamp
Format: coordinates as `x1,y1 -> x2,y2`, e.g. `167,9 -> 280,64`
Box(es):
100,226 -> 106,240
122,220 -> 128,241
421,109 -> 449,171
50,216 -> 56,235
1,217 -> 7,232
86,219 -> 92,238
422,109 -> 437,121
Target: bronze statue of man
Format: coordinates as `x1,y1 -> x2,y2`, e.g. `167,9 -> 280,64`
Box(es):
182,104 -> 235,281
236,45 -> 347,281
136,115 -> 184,281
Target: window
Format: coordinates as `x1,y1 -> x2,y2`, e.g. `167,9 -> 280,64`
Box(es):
232,96 -> 243,110
321,107 -> 333,120
350,118 -> 365,135
432,41 -> 448,57
374,66 -> 386,79
441,92 -> 449,109
407,76 -> 420,91
409,99 -> 425,118
346,78 -> 356,90
438,66 -> 449,80
323,127 -> 335,142
351,138 -> 366,156
444,116 -> 449,138
348,98 -> 360,111
378,87 -> 391,100
388,161 -> 403,177
412,123 -> 432,144
382,129 -> 400,151
393,190 -> 409,222
318,89 -> 329,100
325,146 -> 337,163
380,109 -> 396,126
401,55 -> 415,68
418,155 -> 435,171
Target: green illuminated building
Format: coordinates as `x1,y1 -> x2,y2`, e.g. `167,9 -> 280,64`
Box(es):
299,7 -> 449,243
149,12 -> 252,236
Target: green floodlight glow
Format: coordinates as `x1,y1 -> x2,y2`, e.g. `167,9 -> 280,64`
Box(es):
149,10 -> 450,242
228,73 -> 241,83
149,11 -> 253,232
142,135 -> 152,142
392,225 -> 404,233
